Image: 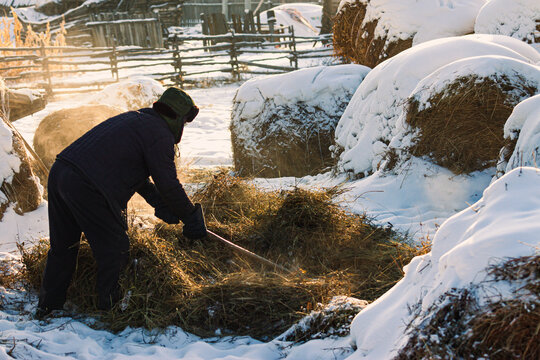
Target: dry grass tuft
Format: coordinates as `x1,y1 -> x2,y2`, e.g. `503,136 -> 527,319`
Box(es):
405,75 -> 537,174
332,1 -> 412,67
20,171 -> 427,339
396,255 -> 540,360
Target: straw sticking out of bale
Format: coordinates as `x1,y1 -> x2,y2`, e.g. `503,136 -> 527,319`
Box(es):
405,75 -> 537,174
20,171 -> 427,339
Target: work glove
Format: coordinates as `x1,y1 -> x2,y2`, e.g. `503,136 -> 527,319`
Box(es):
155,205 -> 181,224
182,203 -> 207,240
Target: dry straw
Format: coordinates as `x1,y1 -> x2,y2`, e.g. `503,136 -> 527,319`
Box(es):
19,171 -> 428,340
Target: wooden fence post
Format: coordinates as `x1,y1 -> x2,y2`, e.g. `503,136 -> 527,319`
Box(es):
290,26 -> 298,70
172,34 -> 183,87
40,42 -> 53,97
229,31 -> 239,80
110,40 -> 119,81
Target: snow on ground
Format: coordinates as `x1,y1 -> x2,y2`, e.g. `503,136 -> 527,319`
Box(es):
337,0 -> 486,45
475,0 -> 540,51
346,166 -> 540,359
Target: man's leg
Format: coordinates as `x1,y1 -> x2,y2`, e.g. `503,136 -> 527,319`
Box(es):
62,175 -> 129,310
38,162 -> 82,312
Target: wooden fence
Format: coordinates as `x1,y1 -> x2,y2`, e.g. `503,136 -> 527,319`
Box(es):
1,30 -> 333,97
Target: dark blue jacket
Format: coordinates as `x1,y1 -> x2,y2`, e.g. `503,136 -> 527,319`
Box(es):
58,108 -> 194,227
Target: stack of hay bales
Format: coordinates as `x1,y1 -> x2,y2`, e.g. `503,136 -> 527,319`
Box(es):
33,78 -> 164,169
334,34 -> 540,178
332,0 -> 485,67
475,0 -> 540,50
230,64 -> 370,178
0,83 -> 43,221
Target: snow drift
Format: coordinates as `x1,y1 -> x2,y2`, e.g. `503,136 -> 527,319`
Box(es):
334,34 -> 540,178
333,0 -> 486,67
346,166 -> 540,359
475,0 -> 540,50
231,64 -> 370,177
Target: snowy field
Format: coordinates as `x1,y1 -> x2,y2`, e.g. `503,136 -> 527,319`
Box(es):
2,0 -> 540,358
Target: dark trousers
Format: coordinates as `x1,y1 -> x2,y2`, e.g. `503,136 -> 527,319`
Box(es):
38,160 -> 129,311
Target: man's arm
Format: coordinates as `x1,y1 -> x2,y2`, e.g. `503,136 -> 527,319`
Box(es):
143,138 -> 195,219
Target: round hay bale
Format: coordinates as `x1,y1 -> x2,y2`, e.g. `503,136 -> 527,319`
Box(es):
334,35 -> 540,177
332,0 -> 484,67
33,105 -> 123,168
400,56 -> 540,174
0,118 -> 42,221
231,65 -> 369,178
87,77 -> 164,111
475,0 -> 540,48
502,94 -> 540,175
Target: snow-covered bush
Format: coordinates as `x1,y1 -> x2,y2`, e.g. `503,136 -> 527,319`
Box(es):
33,105 -> 123,168
348,166 -> 540,359
88,77 -> 164,112
334,34 -> 540,178
475,0 -> 540,50
231,65 -> 370,177
386,56 -> 540,174
0,117 -> 42,221
333,0 -> 486,67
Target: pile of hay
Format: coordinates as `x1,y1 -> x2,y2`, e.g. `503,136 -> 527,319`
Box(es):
33,105 -> 123,168
332,0 -> 483,67
231,65 -> 369,177
399,57 -> 540,174
20,171 -> 425,340
396,255 -> 540,359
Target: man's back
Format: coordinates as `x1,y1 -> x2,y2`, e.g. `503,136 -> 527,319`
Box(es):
58,108 -> 175,210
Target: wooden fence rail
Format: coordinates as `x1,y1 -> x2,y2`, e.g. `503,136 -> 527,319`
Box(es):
1,30 -> 334,96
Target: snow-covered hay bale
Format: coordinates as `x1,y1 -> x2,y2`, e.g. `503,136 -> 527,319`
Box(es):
332,0 -> 485,67
347,166 -> 540,359
259,4 -> 322,37
0,118 -> 42,220
475,0 -> 540,48
334,35 -> 540,177
87,77 -> 164,112
396,255 -> 540,359
402,56 -> 540,174
501,94 -> 540,174
33,105 -> 123,168
231,65 -> 370,177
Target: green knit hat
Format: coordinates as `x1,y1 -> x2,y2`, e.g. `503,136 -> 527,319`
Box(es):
154,87 -> 197,143
158,87 -> 195,117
